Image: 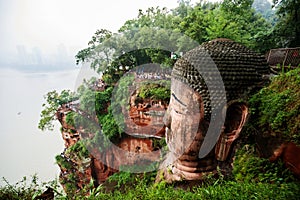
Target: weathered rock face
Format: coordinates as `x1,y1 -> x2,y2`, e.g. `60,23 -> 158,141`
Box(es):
126,93 -> 167,136
157,38 -> 270,183
269,142 -> 300,179
55,75 -> 169,193
87,135 -> 161,184
56,106 -> 162,191
55,105 -> 93,194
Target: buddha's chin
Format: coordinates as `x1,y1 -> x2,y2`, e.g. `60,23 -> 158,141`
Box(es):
171,167 -> 217,180
172,159 -> 217,180
155,157 -> 218,183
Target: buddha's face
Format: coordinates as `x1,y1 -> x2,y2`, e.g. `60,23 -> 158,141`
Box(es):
162,77 -> 248,180
163,78 -> 207,162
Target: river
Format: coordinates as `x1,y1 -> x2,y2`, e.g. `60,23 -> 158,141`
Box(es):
0,68 -> 80,186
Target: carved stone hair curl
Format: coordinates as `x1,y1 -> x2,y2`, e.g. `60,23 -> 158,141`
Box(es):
172,38 -> 269,119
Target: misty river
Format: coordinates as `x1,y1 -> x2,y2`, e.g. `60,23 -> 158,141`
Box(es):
0,68 -> 81,186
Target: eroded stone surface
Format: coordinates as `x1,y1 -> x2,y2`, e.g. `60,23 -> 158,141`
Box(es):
269,142 -> 300,179
55,77 -> 168,191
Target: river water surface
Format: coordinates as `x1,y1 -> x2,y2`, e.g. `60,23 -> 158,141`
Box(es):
0,68 -> 80,186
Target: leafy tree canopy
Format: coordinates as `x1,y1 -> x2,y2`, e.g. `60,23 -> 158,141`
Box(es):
38,90 -> 77,131
272,0 -> 300,47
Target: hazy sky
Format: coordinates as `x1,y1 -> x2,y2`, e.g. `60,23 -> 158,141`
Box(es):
0,0 -> 202,68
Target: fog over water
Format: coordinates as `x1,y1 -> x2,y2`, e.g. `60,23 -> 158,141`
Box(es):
0,68 -> 80,185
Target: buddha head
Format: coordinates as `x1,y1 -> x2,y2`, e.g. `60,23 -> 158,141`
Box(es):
158,38 -> 269,183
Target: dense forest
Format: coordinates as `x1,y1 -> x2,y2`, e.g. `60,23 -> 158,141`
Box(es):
1,0 -> 300,199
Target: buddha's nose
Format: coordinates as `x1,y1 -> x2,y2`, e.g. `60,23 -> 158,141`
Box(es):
163,107 -> 172,129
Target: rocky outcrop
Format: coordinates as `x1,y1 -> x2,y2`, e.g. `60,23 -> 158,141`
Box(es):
55,75 -> 169,193
269,142 -> 300,179
126,96 -> 167,136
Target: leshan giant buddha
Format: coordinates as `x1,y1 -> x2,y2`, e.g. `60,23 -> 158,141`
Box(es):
156,38 -> 269,184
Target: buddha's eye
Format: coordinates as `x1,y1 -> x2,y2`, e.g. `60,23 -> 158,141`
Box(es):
172,107 -> 186,116
174,109 -> 183,115
171,92 -> 187,116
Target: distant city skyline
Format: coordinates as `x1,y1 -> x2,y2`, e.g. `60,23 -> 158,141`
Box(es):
15,44 -> 75,67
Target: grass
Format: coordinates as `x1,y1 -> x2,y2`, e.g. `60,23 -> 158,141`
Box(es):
2,168 -> 299,200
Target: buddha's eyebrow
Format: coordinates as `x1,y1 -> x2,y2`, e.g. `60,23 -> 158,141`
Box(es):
172,93 -> 187,107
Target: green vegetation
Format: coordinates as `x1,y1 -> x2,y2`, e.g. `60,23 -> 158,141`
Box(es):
55,155 -> 72,170
95,178 -> 300,200
39,0 -> 300,133
38,90 -> 77,131
0,175 -> 61,200
109,73 -> 135,134
75,0 -> 277,77
39,0 -> 299,137
95,87 -> 114,116
66,140 -> 90,159
99,108 -> 122,142
111,74 -> 135,108
272,0 -> 300,47
233,145 -> 297,183
74,0 -> 288,83
249,68 -> 300,144
2,170 -> 300,199
65,111 -> 76,128
138,81 -> 171,102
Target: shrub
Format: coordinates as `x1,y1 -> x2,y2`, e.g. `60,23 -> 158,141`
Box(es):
65,111 -> 76,127
0,175 -> 62,200
233,145 -> 297,183
66,140 -> 89,159
55,154 -> 72,170
138,82 -> 171,102
249,68 -> 300,144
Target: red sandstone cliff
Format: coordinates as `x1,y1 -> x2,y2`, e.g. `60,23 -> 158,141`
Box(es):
55,77 -> 168,194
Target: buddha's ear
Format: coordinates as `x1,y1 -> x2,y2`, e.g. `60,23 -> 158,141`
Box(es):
215,101 -> 249,161
224,101 -> 249,135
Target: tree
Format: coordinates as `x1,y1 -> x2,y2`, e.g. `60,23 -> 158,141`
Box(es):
272,0 -> 300,47
172,0 -> 193,18
75,6 -> 199,87
178,2 -> 216,44
179,0 -> 274,52
75,29 -> 113,72
38,90 -> 77,131
216,0 -> 272,49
